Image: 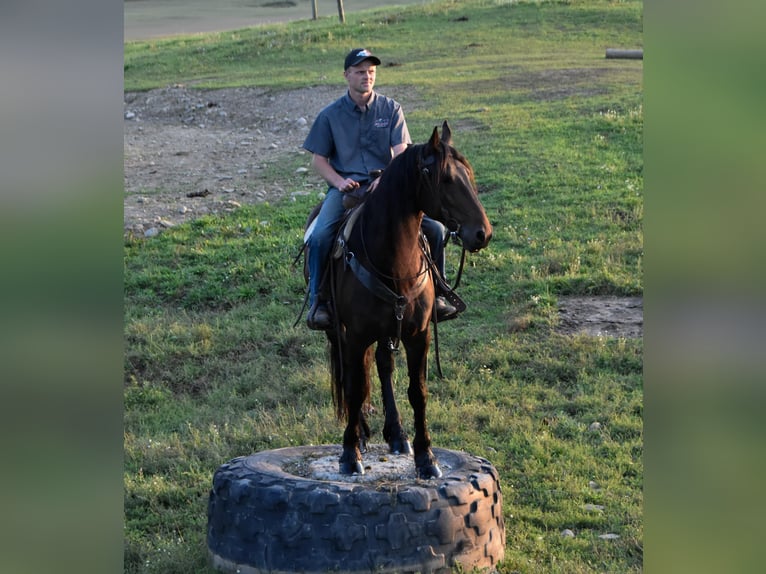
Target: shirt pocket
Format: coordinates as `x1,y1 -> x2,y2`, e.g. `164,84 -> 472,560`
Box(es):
369,116 -> 393,152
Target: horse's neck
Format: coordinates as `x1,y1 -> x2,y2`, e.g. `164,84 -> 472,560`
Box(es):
359,172 -> 423,278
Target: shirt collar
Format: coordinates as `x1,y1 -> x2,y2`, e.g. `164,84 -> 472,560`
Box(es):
344,90 -> 376,112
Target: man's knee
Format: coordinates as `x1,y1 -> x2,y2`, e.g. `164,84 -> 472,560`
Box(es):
309,222 -> 336,253
422,219 -> 445,247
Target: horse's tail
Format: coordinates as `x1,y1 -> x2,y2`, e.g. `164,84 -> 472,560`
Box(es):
328,334 -> 372,421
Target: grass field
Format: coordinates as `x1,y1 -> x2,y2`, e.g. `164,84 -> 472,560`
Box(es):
124,1 -> 643,572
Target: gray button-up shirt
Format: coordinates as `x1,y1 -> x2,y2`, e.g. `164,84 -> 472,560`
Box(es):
303,91 -> 411,183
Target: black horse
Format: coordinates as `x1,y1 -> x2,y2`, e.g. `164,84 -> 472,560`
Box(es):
308,122 -> 492,479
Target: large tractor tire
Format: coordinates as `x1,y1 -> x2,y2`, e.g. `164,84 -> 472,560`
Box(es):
207,444 -> 505,573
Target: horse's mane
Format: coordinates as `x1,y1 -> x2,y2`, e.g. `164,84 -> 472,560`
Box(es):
365,142 -> 432,209
375,143 -> 426,199
373,140 -> 474,200
365,139 -> 474,218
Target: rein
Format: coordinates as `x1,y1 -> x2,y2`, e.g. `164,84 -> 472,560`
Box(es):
344,210 -> 431,350
418,145 -> 470,291
339,149 -> 441,351
340,146 -> 471,366
296,141 -> 475,377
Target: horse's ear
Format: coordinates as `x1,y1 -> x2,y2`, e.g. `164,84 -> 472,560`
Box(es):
441,121 -> 453,146
429,126 -> 441,150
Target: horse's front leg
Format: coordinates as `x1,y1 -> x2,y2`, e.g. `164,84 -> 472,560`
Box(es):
375,342 -> 412,455
339,347 -> 370,475
405,333 -> 442,479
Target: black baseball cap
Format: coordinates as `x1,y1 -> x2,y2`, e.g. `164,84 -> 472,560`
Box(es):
344,48 -> 381,70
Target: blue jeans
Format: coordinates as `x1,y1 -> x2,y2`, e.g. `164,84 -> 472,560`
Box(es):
307,187 -> 346,306
421,216 -> 447,282
307,188 -> 448,304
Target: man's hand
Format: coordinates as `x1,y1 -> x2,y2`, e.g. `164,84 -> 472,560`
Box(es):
339,178 -> 360,193
312,154 -> 360,193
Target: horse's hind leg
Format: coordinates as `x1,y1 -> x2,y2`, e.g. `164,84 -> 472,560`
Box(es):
338,347 -> 370,475
375,342 -> 412,455
357,410 -> 371,453
405,334 -> 442,479
357,347 -> 374,454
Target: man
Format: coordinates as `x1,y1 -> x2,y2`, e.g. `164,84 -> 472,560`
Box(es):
303,48 -> 457,330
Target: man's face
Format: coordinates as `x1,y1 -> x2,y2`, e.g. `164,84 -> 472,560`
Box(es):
344,60 -> 377,95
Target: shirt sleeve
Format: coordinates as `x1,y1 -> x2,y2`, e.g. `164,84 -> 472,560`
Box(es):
302,111 -> 334,158
390,104 -> 411,148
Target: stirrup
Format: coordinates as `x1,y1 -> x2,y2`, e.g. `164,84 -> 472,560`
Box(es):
439,289 -> 467,314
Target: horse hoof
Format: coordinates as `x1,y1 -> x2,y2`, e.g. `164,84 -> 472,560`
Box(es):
417,463 -> 442,480
339,460 -> 365,475
391,439 -> 413,455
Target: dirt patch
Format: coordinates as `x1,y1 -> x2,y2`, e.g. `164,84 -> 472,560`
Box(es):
123,85 -> 334,235
502,67 -> 614,102
284,444 -> 418,484
557,296 -> 643,339
123,85 -> 425,236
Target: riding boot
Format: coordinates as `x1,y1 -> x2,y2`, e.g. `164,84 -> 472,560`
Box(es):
434,296 -> 458,322
307,300 -> 332,330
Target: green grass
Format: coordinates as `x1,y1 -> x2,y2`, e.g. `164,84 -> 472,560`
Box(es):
125,1 -> 643,572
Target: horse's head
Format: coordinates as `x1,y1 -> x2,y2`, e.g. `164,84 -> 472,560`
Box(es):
419,122 -> 492,253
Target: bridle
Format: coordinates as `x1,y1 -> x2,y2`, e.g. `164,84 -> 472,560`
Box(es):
343,209 -> 430,351
338,146 -> 470,362
416,144 -> 470,289
294,143 -> 472,377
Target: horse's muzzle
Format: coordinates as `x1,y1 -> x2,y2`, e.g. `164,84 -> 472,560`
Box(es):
462,223 -> 492,252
